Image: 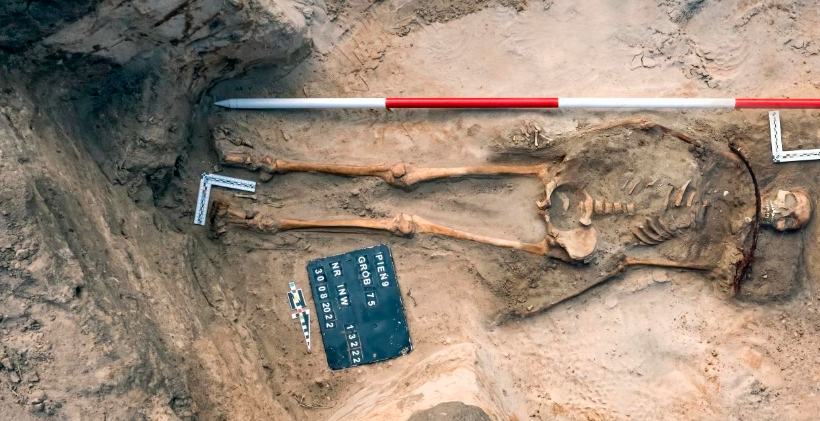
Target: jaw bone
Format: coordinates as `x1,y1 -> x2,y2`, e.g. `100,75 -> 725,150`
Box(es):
761,188 -> 813,231
210,200 -> 597,262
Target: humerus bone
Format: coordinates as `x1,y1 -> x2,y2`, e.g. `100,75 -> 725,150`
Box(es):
495,255 -> 710,324
222,152 -> 560,209
600,256 -> 710,281
210,201 -> 597,261
576,117 -> 698,145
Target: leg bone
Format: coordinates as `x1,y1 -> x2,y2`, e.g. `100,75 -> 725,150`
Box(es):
222,152 -> 557,209
211,200 -> 597,262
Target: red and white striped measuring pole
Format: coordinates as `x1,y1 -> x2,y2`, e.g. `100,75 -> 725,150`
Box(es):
214,97 -> 820,110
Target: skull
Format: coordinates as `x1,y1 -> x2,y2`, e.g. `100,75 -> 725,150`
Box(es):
761,188 -> 812,231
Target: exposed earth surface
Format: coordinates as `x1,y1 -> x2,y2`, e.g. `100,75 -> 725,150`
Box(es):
2,0 -> 820,420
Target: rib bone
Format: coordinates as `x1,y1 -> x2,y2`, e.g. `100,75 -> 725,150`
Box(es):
211,201 -> 597,261
646,217 -> 673,239
222,152 -> 559,209
630,226 -> 659,245
686,191 -> 696,207
674,179 -> 692,207
664,185 -> 675,210
631,215 -> 686,246
656,216 -> 675,236
638,223 -> 664,243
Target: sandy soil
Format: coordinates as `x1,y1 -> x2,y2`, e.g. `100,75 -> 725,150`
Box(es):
3,0 -> 820,420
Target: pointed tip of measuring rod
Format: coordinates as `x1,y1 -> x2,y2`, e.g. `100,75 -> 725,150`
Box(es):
214,100 -> 233,108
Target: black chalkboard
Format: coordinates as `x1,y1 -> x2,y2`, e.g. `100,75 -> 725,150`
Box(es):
307,244 -> 412,370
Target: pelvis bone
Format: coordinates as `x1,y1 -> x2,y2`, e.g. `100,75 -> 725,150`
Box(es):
221,152 -> 564,210
762,188 -> 812,231
210,201 -> 597,262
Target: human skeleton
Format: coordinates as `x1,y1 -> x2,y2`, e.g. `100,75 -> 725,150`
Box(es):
209,119 -> 812,279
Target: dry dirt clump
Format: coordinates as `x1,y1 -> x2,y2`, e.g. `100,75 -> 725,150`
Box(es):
389,0 -> 532,36
407,402 -> 493,421
405,0 -> 528,24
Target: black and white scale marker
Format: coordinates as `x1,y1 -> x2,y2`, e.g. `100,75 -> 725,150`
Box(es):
288,281 -> 311,350
307,244 -> 412,370
769,111 -> 820,163
193,173 -> 256,225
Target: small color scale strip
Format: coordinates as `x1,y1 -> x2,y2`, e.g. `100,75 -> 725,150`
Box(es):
215,97 -> 820,110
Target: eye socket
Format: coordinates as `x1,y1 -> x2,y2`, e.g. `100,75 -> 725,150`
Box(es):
785,193 -> 797,208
